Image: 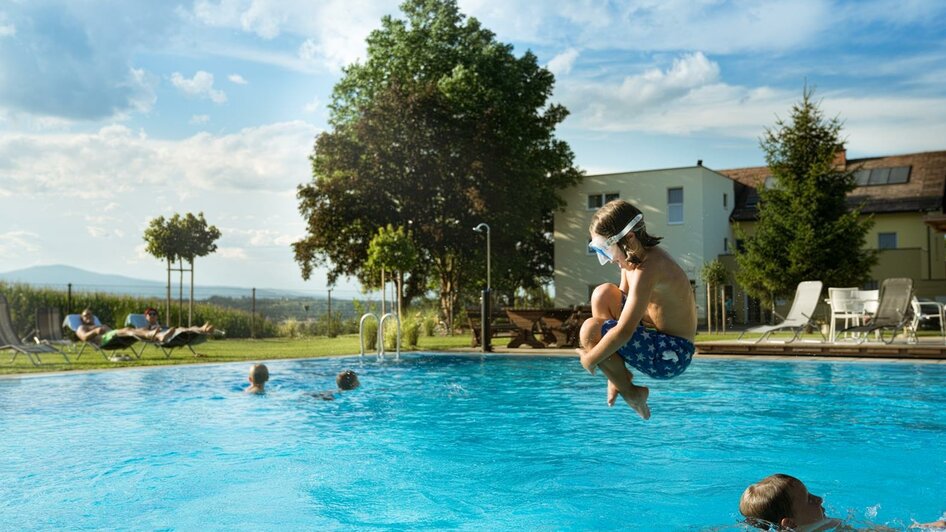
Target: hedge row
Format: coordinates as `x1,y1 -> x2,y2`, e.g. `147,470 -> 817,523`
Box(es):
0,282 -> 277,340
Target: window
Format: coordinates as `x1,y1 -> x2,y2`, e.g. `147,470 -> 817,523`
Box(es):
723,193 -> 728,208
854,166 -> 911,186
587,192 -> 619,210
878,232 -> 897,250
724,237 -> 729,252
668,187 -> 683,224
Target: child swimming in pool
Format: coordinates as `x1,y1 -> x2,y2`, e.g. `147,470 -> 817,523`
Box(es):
576,199 -> 697,420
739,473 -> 946,530
311,370 -> 360,400
245,363 -> 269,394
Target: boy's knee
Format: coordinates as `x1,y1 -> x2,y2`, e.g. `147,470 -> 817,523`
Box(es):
591,283 -> 621,302
590,283 -> 623,316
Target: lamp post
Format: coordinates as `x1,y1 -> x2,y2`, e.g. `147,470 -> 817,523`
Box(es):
473,223 -> 491,352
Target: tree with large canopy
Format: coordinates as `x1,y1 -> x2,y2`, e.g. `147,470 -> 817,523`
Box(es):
735,87 -> 876,310
293,0 -> 582,328
143,212 -> 221,325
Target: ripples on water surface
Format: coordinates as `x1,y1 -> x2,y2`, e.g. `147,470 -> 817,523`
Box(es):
0,355 -> 944,529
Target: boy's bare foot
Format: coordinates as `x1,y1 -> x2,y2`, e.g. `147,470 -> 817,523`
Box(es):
200,323 -> 214,334
607,379 -> 619,407
613,371 -> 650,419
624,384 -> 651,420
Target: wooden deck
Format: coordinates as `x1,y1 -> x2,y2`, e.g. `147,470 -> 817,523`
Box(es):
695,337 -> 946,360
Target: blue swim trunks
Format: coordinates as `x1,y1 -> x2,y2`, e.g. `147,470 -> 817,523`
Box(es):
601,320 -> 695,380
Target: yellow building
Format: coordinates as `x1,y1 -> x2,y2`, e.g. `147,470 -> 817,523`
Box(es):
553,150 -> 946,326
720,149 -> 946,324
553,162 -> 735,318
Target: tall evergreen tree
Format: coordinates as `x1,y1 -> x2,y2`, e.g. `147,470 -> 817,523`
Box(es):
293,0 -> 581,327
735,87 -> 876,308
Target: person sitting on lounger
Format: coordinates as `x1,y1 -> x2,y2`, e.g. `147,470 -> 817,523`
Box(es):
75,308 -> 111,343
740,473 -> 945,530
139,307 -> 214,342
245,363 -> 269,394
76,308 -> 136,345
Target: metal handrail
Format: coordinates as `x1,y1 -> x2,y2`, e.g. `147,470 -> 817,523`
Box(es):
359,313 -> 379,360
378,312 -> 401,360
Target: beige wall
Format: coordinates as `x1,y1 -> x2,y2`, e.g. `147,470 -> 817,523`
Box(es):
553,167 -> 734,317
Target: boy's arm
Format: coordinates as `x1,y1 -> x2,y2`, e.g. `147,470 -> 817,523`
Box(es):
579,270 -> 656,373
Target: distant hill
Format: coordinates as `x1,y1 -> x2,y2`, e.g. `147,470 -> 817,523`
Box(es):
0,264 -> 316,300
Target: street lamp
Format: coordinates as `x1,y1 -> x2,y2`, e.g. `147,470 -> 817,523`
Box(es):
473,223 -> 491,289
473,223 -> 491,352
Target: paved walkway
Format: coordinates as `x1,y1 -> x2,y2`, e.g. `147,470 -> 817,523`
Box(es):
453,336 -> 946,364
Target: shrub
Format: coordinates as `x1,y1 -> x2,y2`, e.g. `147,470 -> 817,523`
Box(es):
404,318 -> 421,347
423,314 -> 437,337
362,320 -> 378,351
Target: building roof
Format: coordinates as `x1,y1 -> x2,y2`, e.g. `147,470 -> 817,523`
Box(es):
718,150 -> 946,221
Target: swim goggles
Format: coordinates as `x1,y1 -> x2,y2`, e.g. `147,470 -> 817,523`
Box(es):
588,214 -> 643,265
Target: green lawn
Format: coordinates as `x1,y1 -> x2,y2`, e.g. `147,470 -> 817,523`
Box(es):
0,333 -> 476,376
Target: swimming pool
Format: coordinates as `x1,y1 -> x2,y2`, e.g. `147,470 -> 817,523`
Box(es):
0,354 -> 943,529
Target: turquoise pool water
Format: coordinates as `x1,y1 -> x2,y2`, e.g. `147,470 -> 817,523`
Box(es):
0,354 -> 944,529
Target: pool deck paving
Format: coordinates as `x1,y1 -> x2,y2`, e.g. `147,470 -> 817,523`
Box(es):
461,335 -> 946,364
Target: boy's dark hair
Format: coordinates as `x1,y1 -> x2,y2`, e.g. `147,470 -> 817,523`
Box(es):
336,370 -> 359,390
590,199 -> 663,253
739,474 -> 799,529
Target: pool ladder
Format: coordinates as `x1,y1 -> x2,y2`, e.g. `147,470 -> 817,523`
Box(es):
359,313 -> 400,360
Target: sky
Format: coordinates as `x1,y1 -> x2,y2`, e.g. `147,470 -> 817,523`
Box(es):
1,0 -> 945,299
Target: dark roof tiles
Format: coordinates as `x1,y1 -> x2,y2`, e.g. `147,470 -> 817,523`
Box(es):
720,150 -> 946,220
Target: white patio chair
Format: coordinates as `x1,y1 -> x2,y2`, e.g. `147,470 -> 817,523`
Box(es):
828,287 -> 861,342
909,297 -> 946,344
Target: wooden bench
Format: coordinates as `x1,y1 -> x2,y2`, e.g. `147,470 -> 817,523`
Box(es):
539,307 -> 582,348
467,308 -> 519,347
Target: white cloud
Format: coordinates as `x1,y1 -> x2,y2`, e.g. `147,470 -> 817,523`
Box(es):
557,51 -> 946,155
228,228 -> 300,247
190,114 -> 210,124
0,121 -> 321,199
0,230 -> 40,257
171,71 -> 227,104
190,0 -> 394,70
216,247 -> 249,260
228,73 -> 248,85
0,12 -> 15,37
303,97 -> 320,114
547,48 -> 579,76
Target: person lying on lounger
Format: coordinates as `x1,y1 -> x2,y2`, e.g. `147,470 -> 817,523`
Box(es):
576,200 -> 697,420
75,308 -> 137,345
740,473 -> 945,531
136,307 -> 214,342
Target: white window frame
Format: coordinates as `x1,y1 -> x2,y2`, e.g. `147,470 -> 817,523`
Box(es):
668,187 -> 684,225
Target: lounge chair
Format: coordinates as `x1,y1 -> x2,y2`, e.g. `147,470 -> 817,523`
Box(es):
737,280 -> 825,343
62,314 -> 139,361
124,313 -> 208,357
909,297 -> 945,344
838,278 -> 914,344
0,294 -> 70,366
32,307 -> 72,351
